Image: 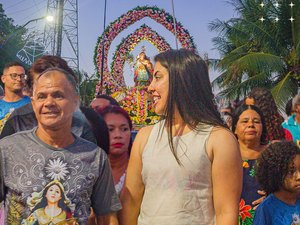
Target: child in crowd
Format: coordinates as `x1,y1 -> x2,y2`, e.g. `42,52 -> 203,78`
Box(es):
253,141 -> 300,225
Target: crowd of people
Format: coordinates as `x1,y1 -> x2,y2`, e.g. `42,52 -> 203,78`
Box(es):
0,48 -> 299,225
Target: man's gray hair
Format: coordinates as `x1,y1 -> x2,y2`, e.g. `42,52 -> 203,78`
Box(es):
34,67 -> 79,94
292,94 -> 300,109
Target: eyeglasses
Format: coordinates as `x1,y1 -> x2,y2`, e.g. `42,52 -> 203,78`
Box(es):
7,73 -> 28,80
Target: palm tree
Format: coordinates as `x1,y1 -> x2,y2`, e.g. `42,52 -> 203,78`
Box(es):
76,70 -> 98,106
209,0 -> 300,110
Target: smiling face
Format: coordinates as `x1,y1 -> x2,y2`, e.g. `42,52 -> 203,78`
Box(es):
104,113 -> 131,156
46,184 -> 62,204
147,61 -> 169,115
234,109 -> 263,144
1,65 -> 26,94
31,71 -> 79,131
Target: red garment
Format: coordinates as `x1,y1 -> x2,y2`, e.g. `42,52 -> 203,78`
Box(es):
283,128 -> 293,141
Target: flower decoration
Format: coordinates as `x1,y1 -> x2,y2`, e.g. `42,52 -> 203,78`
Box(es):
45,158 -> 69,181
112,87 -> 160,125
242,160 -> 249,168
239,199 -> 252,222
94,6 -> 196,95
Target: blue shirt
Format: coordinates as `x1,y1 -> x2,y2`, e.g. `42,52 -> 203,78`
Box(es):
0,96 -> 31,132
253,194 -> 300,225
282,114 -> 300,145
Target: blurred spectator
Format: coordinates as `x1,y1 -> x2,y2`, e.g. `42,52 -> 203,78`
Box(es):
285,98 -> 294,117
220,104 -> 233,129
282,94 -> 300,146
0,62 -> 31,133
90,94 -> 119,112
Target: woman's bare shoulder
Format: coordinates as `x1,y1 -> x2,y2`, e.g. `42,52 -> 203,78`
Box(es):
133,125 -> 155,154
207,126 -> 239,160
210,126 -> 236,140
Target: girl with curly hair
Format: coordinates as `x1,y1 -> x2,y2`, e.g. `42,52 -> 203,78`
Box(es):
245,87 -> 292,141
253,141 -> 300,225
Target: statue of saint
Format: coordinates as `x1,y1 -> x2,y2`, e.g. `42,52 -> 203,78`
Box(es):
133,51 -> 154,87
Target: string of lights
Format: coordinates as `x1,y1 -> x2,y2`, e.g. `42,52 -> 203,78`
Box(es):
259,1 -> 296,22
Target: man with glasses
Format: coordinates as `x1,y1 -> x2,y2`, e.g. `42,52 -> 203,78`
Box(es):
0,62 -> 31,133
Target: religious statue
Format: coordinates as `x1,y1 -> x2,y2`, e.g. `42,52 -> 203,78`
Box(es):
133,51 -> 154,87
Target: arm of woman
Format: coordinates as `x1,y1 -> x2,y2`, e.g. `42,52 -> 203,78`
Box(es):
119,126 -> 153,225
96,213 -> 118,225
207,128 -> 242,225
252,190 -> 266,210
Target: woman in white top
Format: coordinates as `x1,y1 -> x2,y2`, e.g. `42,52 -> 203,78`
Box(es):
120,49 -> 242,225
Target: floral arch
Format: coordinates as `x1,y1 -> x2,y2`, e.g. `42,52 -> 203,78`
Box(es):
94,6 -> 196,94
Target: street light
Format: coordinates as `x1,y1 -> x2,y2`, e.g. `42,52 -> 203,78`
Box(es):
0,15 -> 54,50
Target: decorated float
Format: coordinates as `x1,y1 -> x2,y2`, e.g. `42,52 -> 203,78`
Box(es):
94,6 -> 196,126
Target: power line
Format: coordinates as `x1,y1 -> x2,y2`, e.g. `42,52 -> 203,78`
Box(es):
5,0 -> 45,16
3,0 -> 27,10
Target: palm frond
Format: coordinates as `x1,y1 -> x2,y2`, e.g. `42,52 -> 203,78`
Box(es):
209,0 -> 299,99
271,72 -> 297,113
216,71 -> 272,100
234,52 -> 286,73
296,41 -> 300,59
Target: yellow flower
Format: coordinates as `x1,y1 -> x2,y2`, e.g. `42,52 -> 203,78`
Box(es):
242,161 -> 249,168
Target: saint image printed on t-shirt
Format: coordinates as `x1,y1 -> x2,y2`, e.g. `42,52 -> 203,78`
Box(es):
22,180 -> 78,225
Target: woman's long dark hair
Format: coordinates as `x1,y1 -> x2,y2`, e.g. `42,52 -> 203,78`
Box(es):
232,104 -> 268,145
247,87 -> 285,141
32,183 -> 71,213
80,106 -> 110,154
154,49 -> 225,164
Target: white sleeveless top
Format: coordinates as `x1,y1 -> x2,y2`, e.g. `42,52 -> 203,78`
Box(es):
138,121 -> 215,225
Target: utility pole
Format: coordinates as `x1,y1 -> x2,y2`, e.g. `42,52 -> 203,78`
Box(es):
56,0 -> 64,57
44,0 -> 79,72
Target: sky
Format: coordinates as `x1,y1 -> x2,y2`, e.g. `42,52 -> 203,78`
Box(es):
1,0 -> 236,86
